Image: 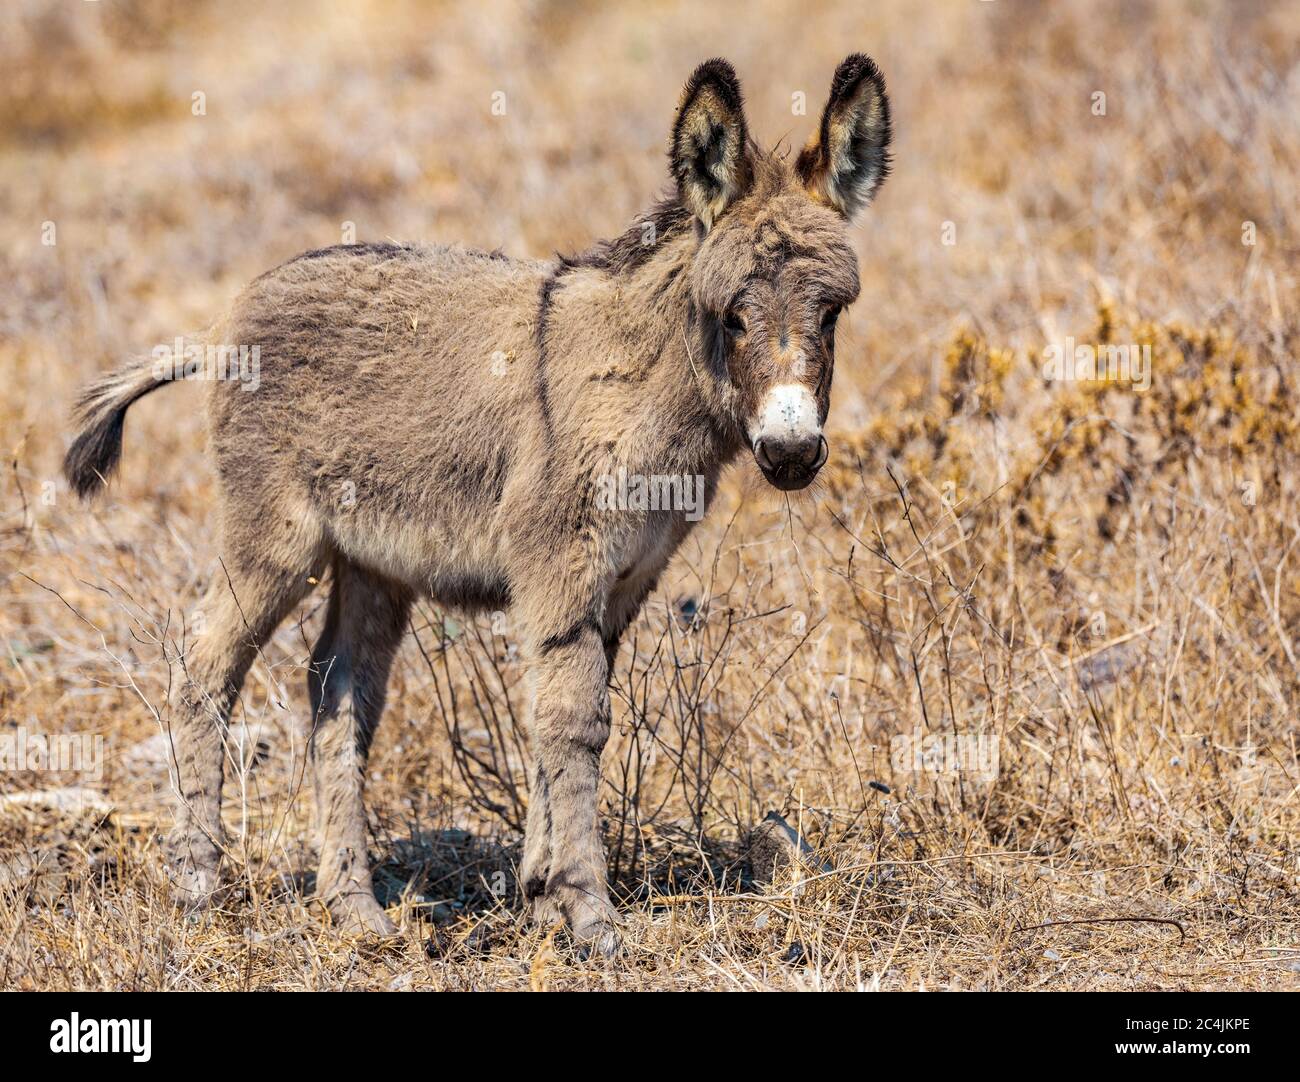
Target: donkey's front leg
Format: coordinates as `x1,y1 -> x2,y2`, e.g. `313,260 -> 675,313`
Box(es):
522,615 -> 619,956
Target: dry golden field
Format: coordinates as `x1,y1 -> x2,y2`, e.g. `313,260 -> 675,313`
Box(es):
1,0 -> 1298,991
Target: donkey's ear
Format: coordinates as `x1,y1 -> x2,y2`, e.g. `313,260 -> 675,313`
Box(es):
797,54 -> 892,220
671,59 -> 753,231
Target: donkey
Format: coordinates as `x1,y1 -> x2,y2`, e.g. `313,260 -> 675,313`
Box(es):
64,55 -> 891,955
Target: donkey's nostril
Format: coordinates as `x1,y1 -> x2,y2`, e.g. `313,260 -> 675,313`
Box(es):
754,437 -> 777,471
810,435 -> 829,471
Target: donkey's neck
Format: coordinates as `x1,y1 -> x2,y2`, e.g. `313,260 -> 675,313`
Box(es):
550,200 -> 747,471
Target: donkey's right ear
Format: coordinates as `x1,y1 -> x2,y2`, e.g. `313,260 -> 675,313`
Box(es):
671,59 -> 753,231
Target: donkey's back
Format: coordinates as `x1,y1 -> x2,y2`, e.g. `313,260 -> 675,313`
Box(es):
212,241 -> 548,596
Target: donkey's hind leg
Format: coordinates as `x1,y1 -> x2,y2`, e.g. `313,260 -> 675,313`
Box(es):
307,559 -> 411,936
167,532 -> 324,909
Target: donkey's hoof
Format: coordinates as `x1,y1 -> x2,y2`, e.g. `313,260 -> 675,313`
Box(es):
567,897 -> 624,959
166,851 -> 223,912
328,893 -> 398,938
530,893 -> 565,929
572,919 -> 623,961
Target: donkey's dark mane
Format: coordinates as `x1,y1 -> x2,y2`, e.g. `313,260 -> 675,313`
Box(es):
557,193 -> 694,277
534,193 -> 692,394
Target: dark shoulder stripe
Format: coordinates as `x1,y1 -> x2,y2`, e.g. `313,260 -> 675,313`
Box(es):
539,616 -> 600,655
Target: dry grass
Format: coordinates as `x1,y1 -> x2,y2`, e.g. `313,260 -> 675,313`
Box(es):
2,0 -> 1299,990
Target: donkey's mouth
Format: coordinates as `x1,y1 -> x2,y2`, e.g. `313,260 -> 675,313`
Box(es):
759,463 -> 818,491
759,468 -> 811,494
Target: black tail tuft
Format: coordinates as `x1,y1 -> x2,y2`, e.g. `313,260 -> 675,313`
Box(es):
64,403 -> 130,499
63,361 -> 170,500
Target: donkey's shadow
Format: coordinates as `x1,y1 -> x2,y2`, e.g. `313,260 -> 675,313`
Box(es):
358,821 -> 753,925
606,820 -> 753,905
369,827 -> 518,924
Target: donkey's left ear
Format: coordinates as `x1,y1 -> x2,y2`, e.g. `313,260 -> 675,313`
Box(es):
796,54 -> 892,220
671,58 -> 753,231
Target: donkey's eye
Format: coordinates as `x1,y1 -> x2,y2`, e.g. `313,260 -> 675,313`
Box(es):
723,310 -> 747,337
820,306 -> 842,334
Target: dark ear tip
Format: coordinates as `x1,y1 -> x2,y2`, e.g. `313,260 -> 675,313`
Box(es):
832,53 -> 887,97
692,57 -> 740,83
683,57 -> 745,109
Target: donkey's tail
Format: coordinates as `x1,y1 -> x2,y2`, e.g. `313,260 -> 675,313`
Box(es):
63,355 -> 174,500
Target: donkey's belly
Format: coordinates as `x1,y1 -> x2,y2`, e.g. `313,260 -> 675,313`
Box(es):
423,569 -> 512,611
325,503 -> 510,612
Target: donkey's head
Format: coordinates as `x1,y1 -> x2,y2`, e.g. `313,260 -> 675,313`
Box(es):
672,56 -> 891,490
